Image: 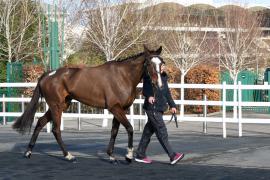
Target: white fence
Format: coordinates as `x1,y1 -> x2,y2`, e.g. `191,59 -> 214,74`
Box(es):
1,82 -> 270,138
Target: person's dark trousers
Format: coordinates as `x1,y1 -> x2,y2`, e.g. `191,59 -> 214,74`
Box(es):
136,110 -> 175,160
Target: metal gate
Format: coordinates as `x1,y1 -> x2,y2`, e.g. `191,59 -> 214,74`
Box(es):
221,70 -> 270,113
0,61 -> 7,123
6,62 -> 23,122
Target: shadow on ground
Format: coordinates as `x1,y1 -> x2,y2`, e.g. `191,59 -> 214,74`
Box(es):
0,152 -> 269,180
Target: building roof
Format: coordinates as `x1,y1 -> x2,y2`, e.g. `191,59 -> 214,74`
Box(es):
139,0 -> 270,10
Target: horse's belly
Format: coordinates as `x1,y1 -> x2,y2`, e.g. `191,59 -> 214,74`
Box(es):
70,88 -> 106,108
76,97 -> 105,109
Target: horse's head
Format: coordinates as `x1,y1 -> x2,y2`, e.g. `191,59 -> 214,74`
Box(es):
144,45 -> 165,88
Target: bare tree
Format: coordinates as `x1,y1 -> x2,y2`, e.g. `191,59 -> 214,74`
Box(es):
0,1 -> 4,31
216,6 -> 262,83
74,0 -> 154,127
80,0 -> 152,62
63,0 -> 85,60
0,0 -> 39,62
162,7 -> 212,116
215,5 -> 262,120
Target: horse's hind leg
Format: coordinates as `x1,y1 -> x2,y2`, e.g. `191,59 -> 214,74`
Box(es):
110,105 -> 134,163
24,110 -> 52,158
50,104 -> 76,162
107,117 -> 120,162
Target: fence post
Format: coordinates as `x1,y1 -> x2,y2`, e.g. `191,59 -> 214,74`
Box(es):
144,112 -> 148,124
60,112 -> 64,131
222,81 -> 227,138
203,94 -> 207,134
21,95 -> 27,123
268,80 -> 270,113
102,109 -> 108,127
46,103 -> 51,133
130,104 -> 134,129
264,81 -> 269,113
139,95 -> 143,131
233,83 -> 238,122
238,81 -> 242,137
21,95 -> 25,112
78,102 -> 81,131
2,94 -> 6,125
180,84 -> 184,118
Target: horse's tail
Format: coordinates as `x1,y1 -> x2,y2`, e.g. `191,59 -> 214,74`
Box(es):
12,72 -> 47,134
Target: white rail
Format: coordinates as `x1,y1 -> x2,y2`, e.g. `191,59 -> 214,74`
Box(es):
1,82 -> 270,138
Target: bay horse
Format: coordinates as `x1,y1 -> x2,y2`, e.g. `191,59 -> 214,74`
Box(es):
12,46 -> 164,163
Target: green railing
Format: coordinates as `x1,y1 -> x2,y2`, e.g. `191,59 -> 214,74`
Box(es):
6,62 -> 23,122
221,70 -> 270,113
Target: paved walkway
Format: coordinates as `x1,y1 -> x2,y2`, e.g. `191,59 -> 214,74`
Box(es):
1,119 -> 270,180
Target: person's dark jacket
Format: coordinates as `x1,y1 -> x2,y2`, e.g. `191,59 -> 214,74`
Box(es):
142,72 -> 176,112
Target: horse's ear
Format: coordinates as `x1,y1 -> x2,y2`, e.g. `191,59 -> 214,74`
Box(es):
156,46 -> 162,55
144,45 -> 150,56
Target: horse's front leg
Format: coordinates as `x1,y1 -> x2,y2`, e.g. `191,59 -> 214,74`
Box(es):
110,105 -> 134,163
107,117 -> 120,164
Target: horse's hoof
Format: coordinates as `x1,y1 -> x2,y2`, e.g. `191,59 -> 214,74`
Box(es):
125,156 -> 132,163
65,157 -> 78,163
64,152 -> 77,163
70,157 -> 78,163
125,148 -> 133,163
24,151 -> 32,159
109,156 -> 119,165
110,159 -> 119,165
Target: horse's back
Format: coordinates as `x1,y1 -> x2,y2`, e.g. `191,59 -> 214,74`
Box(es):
39,62 -> 138,109
40,67 -> 81,85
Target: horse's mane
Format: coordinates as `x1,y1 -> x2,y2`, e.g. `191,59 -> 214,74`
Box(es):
118,52 -> 144,62
106,52 -> 145,64
64,64 -> 86,68
63,52 -> 145,68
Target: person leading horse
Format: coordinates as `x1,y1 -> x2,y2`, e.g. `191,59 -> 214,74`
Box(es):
13,46 -> 164,164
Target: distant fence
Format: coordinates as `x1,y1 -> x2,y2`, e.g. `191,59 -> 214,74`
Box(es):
1,82 -> 270,138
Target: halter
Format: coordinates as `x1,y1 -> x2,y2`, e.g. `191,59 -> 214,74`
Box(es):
143,55 -> 163,87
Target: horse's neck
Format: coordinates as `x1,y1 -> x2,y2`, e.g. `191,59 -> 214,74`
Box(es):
128,55 -> 145,85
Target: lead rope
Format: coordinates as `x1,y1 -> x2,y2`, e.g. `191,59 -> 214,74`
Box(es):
166,112 -> 178,128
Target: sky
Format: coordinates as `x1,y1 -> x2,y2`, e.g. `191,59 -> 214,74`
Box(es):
213,0 -> 270,7
148,0 -> 270,7
43,0 -> 270,8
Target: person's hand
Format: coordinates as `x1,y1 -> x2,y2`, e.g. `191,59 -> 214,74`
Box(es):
148,96 -> 155,104
170,107 -> 177,114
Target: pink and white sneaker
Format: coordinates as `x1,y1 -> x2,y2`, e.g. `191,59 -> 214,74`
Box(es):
170,153 -> 184,165
135,157 -> 152,164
